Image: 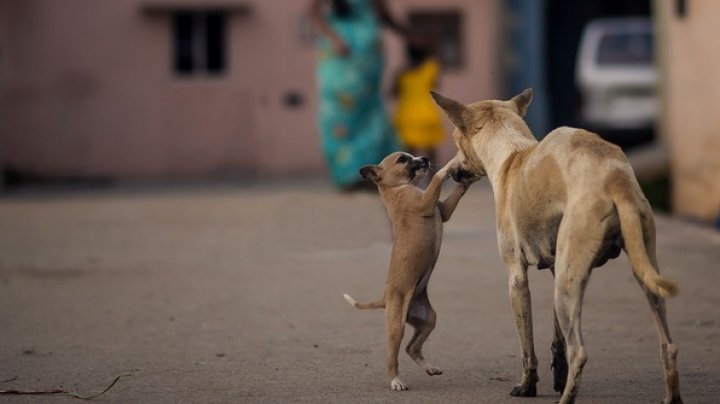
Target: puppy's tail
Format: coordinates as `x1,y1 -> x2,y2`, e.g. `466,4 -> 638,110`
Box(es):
343,293 -> 385,310
613,184 -> 678,299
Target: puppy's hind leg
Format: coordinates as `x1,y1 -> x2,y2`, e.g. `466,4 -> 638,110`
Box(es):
385,291 -> 411,391
406,289 -> 442,376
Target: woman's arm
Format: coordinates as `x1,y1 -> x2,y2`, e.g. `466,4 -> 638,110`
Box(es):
372,0 -> 412,37
309,0 -> 349,56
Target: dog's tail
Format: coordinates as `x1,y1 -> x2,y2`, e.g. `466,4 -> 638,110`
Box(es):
612,183 -> 678,299
343,293 -> 385,310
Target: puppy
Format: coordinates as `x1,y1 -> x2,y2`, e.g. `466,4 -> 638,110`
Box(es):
432,90 -> 682,404
343,151 -> 472,391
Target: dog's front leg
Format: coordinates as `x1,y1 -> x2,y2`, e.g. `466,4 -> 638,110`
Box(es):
507,262 -> 539,397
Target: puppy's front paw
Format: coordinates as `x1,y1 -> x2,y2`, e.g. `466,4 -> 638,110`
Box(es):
390,377 -> 408,391
435,167 -> 450,180
452,167 -> 479,184
426,367 -> 443,376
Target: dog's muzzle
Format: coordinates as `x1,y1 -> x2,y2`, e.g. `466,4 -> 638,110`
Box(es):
450,167 -> 474,182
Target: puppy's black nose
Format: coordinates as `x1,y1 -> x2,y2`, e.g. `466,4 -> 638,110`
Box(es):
411,157 -> 429,170
410,157 -> 427,169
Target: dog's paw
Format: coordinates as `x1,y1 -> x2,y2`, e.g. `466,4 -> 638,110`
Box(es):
426,367 -> 443,376
509,383 -> 537,397
390,378 -> 408,391
661,398 -> 683,404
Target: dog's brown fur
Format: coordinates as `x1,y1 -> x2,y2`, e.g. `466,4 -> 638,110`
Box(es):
343,152 -> 472,391
432,89 -> 682,404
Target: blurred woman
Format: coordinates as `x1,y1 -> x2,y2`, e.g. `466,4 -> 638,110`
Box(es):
310,0 -> 413,190
393,43 -> 444,169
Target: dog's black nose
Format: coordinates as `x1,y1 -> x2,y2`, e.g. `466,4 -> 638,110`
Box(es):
420,157 -> 429,167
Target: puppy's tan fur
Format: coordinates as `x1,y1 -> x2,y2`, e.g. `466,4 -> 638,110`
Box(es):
344,152 -> 472,391
432,90 -> 682,404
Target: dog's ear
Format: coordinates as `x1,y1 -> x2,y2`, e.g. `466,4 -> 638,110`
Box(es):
510,88 -> 533,117
359,165 -> 382,183
431,91 -> 471,134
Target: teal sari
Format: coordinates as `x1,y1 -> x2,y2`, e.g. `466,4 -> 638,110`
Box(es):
316,0 -> 399,188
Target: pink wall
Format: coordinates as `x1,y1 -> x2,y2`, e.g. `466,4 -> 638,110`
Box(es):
0,0 -> 499,180
656,0 -> 720,223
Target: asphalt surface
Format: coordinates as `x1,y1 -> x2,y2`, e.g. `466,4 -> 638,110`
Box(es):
1,180 -> 719,403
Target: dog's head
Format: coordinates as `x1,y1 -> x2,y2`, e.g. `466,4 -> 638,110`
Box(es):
359,152 -> 430,188
431,89 -> 535,180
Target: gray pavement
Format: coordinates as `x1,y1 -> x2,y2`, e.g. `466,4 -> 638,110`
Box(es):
1,180 -> 719,403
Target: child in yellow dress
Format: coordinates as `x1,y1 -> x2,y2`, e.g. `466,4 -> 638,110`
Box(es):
393,44 -> 445,169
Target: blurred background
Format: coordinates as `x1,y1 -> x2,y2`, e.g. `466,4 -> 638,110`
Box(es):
0,0 -> 718,226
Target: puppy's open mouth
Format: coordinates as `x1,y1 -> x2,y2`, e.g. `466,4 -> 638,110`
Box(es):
409,167 -> 427,179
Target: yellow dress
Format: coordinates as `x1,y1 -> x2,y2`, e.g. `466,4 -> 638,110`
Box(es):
394,59 -> 444,149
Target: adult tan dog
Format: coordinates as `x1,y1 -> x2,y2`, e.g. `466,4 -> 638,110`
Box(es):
431,89 -> 682,404
343,152 -> 472,391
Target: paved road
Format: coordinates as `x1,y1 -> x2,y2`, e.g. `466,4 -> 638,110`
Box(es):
1,181 -> 718,403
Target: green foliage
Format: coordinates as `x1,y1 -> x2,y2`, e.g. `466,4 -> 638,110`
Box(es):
640,176 -> 671,213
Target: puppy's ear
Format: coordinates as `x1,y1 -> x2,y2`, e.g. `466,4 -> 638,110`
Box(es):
510,88 -> 533,117
430,91 -> 471,134
359,165 -> 382,183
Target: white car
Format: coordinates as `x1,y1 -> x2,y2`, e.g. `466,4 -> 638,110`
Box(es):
576,17 -> 656,131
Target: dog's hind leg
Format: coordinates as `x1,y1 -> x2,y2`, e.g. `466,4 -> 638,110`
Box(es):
554,207 -> 607,404
385,291 -> 412,391
406,289 -> 442,376
551,301 -> 569,393
507,262 -> 539,397
554,269 -> 589,404
638,283 -> 683,404
548,267 -> 569,394
635,213 -> 683,404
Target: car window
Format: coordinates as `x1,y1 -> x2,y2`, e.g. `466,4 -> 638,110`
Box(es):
596,32 -> 653,66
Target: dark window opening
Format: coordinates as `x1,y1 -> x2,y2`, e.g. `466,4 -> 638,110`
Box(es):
174,12 -> 195,73
172,11 -> 226,76
408,11 -> 463,70
205,12 -> 226,72
597,32 -> 653,66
